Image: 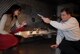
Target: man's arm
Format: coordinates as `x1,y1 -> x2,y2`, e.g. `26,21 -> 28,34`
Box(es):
39,16 -> 78,30
56,30 -> 64,45
50,18 -> 78,30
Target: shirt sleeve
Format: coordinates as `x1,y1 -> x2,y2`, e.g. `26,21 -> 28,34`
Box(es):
56,30 -> 64,45
50,18 -> 78,30
0,14 -> 9,34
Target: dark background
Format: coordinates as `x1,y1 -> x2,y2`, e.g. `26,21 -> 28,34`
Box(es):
0,0 -> 80,30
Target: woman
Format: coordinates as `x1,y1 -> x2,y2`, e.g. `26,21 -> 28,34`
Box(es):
0,4 -> 28,50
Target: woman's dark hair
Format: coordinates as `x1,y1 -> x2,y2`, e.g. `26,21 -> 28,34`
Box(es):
4,4 -> 21,20
60,8 -> 73,16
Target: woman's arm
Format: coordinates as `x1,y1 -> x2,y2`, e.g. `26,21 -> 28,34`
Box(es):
16,20 -> 27,28
15,20 -> 20,28
0,14 -> 9,34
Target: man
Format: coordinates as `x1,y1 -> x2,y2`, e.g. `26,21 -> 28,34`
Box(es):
38,8 -> 80,54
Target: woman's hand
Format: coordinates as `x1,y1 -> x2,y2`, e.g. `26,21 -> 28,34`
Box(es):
20,21 -> 27,27
22,21 -> 27,26
50,44 -> 58,48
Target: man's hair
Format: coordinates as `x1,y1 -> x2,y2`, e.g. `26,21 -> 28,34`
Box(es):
60,8 -> 73,16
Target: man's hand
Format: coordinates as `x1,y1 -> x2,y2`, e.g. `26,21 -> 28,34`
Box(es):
41,17 -> 51,24
50,44 -> 58,48
37,14 -> 51,24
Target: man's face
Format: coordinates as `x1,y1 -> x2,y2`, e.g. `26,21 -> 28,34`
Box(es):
61,11 -> 70,21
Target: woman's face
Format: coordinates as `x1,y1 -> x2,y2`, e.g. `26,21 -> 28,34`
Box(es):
14,9 -> 21,16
